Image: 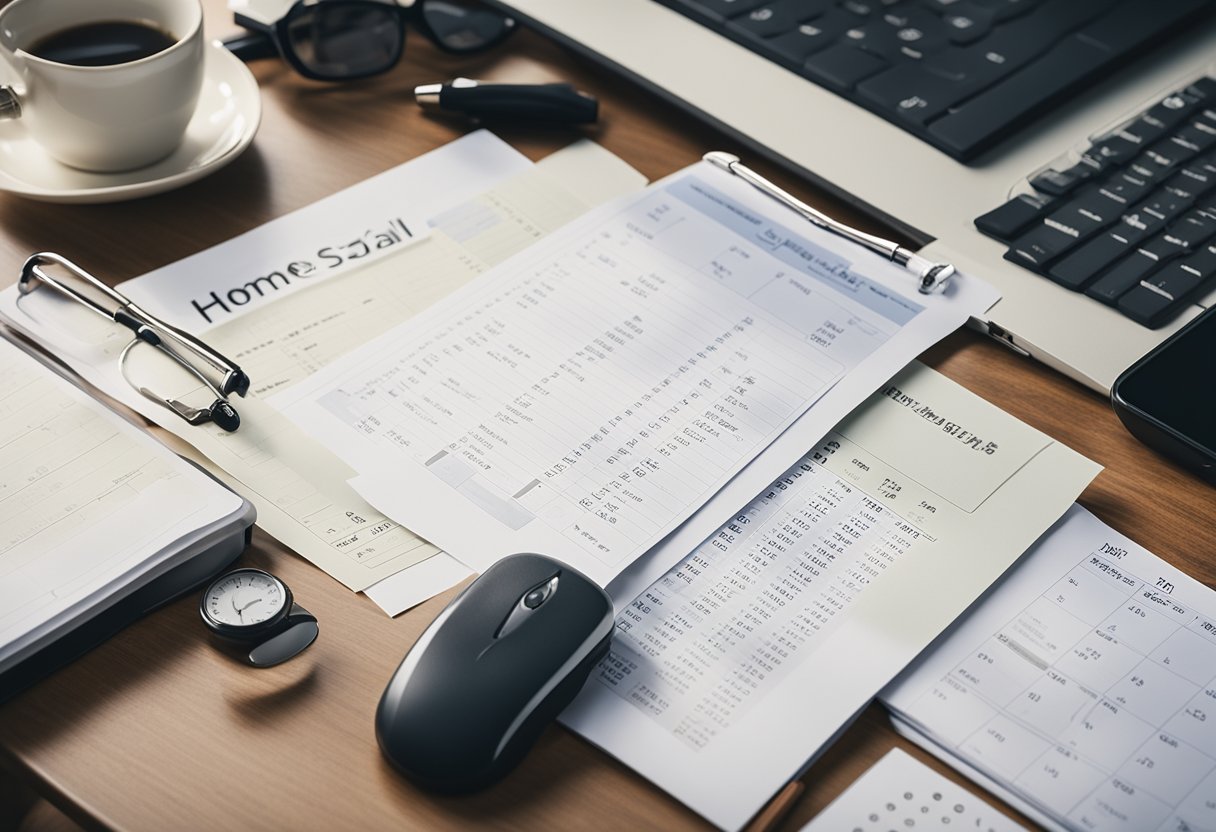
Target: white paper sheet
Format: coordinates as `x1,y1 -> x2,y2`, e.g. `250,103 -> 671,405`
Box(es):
559,362 -> 1099,831
362,550 -> 474,616
883,504 -> 1216,832
274,163 -> 1000,587
121,130 -> 527,332
0,338 -> 243,673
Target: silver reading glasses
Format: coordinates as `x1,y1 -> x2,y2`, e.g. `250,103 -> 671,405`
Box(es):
18,252 -> 250,432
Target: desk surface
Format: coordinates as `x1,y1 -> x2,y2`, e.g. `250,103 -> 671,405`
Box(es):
2,2 -> 1214,830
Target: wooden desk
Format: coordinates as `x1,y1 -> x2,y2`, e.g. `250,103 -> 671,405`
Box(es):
2,2 -> 1214,829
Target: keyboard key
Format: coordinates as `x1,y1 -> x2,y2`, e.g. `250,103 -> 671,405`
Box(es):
1141,92 -> 1201,132
1085,249 -> 1166,304
1130,253 -> 1216,326
840,0 -> 878,17
1096,172 -> 1153,207
1162,171 -> 1206,201
803,43 -> 890,88
844,10 -> 951,60
940,4 -> 994,44
727,0 -> 833,38
1029,164 -> 1094,197
1174,158 -> 1216,193
1117,203 -> 1169,240
1044,186 -> 1124,236
1116,283 -> 1178,326
1179,240 -> 1216,276
1115,246 -> 1213,327
1162,208 -> 1216,248
1126,151 -> 1177,186
1138,229 -> 1197,262
1047,228 -> 1139,290
1005,220 -> 1083,269
1139,190 -> 1193,224
969,0 -> 1044,23
1184,76 -> 1216,100
763,10 -> 857,61
856,63 -> 981,122
1170,122 -> 1216,155
1081,0 -> 1210,53
964,0 -> 1108,66
1084,134 -> 1141,171
1084,221 -> 1205,305
676,0 -> 770,20
974,192 -> 1053,240
1144,134 -> 1200,170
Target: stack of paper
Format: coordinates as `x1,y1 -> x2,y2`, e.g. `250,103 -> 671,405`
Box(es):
0,338 -> 249,677
272,161 -> 999,588
559,361 -> 1099,830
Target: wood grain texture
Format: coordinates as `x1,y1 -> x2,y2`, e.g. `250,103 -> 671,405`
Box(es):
0,2 -> 1212,830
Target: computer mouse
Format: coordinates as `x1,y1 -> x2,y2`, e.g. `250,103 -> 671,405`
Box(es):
375,553 -> 614,793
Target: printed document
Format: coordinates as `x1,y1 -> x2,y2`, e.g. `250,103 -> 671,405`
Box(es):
0,133 -> 645,600
276,163 -> 1000,587
884,504 -> 1216,832
0,338 -> 244,674
560,362 -> 1099,831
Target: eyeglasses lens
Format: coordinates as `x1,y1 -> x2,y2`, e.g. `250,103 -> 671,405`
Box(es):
421,0 -> 514,52
286,3 -> 403,79
121,341 -> 235,428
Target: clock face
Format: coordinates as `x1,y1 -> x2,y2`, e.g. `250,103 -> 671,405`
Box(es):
204,570 -> 286,629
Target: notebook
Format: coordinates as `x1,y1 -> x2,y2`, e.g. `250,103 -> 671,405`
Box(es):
482,0 -> 1216,393
0,335 -> 254,699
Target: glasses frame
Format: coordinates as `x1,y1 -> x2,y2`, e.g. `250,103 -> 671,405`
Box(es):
228,0 -> 517,82
18,253 -> 249,432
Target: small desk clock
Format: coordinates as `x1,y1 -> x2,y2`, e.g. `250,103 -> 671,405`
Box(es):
200,568 -> 318,667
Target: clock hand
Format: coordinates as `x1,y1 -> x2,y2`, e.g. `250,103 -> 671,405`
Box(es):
238,597 -> 264,614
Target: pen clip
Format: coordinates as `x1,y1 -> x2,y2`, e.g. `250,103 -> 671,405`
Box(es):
703,152 -> 954,294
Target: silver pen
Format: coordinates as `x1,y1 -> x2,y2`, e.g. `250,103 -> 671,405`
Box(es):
703,152 -> 955,294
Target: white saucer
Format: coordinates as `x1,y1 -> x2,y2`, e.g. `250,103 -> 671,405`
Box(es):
0,42 -> 261,204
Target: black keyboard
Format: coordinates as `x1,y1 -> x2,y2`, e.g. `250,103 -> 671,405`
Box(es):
653,0 -> 1214,161
976,76 -> 1216,328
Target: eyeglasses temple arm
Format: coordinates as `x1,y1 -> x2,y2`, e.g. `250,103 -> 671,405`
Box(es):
19,253 -> 251,398
20,252 -> 128,321
221,28 -> 279,62
124,301 -> 251,397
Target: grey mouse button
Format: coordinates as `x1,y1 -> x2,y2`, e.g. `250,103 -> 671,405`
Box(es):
523,575 -> 558,608
496,575 -> 559,639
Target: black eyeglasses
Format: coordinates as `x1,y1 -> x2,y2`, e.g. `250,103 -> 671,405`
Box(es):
222,0 -> 517,82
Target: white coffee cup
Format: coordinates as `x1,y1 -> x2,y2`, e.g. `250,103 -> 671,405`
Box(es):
0,0 -> 205,172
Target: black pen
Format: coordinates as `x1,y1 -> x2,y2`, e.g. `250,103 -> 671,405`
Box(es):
414,78 -> 598,124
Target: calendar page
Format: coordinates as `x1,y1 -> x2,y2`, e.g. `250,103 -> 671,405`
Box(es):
884,504 -> 1216,832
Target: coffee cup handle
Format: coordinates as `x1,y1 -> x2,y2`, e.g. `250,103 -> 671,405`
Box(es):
0,86 -> 20,120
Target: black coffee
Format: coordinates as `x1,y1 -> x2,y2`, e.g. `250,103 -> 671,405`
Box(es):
29,21 -> 176,67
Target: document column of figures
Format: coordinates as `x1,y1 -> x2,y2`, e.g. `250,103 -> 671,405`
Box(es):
597,431 -> 924,748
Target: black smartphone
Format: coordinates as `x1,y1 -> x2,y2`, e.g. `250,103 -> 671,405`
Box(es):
1112,305 -> 1216,485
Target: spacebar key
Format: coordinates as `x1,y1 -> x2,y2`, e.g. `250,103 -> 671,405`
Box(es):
927,37 -> 1108,159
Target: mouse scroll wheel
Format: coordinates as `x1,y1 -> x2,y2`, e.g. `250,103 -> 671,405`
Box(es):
522,576 -> 559,609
